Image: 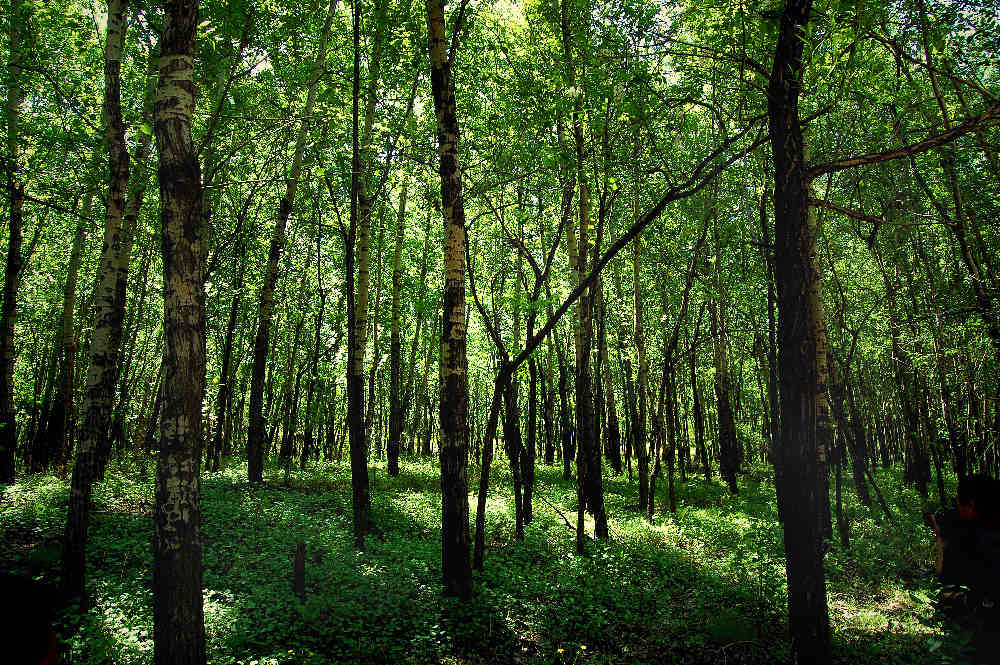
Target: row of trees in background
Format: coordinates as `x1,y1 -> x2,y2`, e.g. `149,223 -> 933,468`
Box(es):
2,0 -> 999,663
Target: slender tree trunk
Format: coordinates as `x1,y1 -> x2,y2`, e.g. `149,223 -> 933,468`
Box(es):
633,227 -> 650,510
523,357 -> 536,522
565,21 -> 607,536
710,260 -> 739,494
426,0 -> 472,598
151,0 -> 207,661
691,307 -> 710,481
597,281 -> 622,474
302,234 -> 327,470
388,178 -> 407,476
37,212 -> 88,472
760,188 -> 781,482
0,0 -> 29,484
543,333 -> 556,465
62,0 -> 134,600
209,187 -> 254,472
247,0 -> 334,485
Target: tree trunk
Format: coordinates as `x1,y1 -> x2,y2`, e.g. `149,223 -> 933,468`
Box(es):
633,230 -> 650,510
346,0 -> 372,550
209,185 -> 255,472
543,333 -> 556,465
806,202 -> 833,538
767,1 -> 831,662
710,269 -> 739,494
388,178 -> 407,476
426,0 -> 472,599
151,0 -> 208,661
62,0 -> 134,600
247,0 -> 334,485
403,208 -> 432,443
302,234 -> 327,470
36,211 -> 87,472
0,0 -> 29,484
691,306 -> 710,481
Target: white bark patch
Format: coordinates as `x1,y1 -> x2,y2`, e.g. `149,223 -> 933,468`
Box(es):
158,55 -> 196,121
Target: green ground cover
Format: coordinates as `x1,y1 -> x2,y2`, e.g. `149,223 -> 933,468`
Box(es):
0,461 -> 982,664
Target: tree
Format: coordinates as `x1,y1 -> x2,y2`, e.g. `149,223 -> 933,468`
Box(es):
0,0 -> 30,484
766,2 -> 831,662
426,0 -> 473,599
151,0 -> 208,661
247,0 -> 335,486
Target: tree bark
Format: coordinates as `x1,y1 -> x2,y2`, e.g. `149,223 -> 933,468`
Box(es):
632,223 -> 650,510
0,0 -> 29,484
562,0 -> 607,538
151,0 -> 207,661
767,1 -> 831,662
426,0 -> 473,599
36,209 -> 87,472
388,178 -> 407,476
62,0 -> 133,600
209,184 -> 255,472
710,226 -> 740,495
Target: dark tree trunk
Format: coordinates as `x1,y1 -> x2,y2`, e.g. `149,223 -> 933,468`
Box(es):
209,187 -> 253,472
302,236 -> 327,471
523,358 -> 537,523
767,1 -> 831,662
558,338 -> 574,481
426,0 -> 472,599
346,0 -> 371,550
388,179 -> 407,476
247,0 -> 333,485
151,0 -> 208,662
691,308 -> 710,481
0,0 -> 29,484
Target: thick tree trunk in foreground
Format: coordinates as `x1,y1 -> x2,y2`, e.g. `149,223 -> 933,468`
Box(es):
767,1 -> 831,663
426,0 -> 473,599
151,0 -> 207,662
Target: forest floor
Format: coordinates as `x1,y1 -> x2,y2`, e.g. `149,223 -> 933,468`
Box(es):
0,459 -> 991,664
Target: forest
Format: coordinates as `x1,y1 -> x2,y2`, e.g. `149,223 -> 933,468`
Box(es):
1,0 -> 999,663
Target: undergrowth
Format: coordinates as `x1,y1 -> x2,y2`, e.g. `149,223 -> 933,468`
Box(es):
0,458 -> 980,664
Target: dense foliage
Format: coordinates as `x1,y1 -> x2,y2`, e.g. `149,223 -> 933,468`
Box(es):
1,0 -> 999,662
